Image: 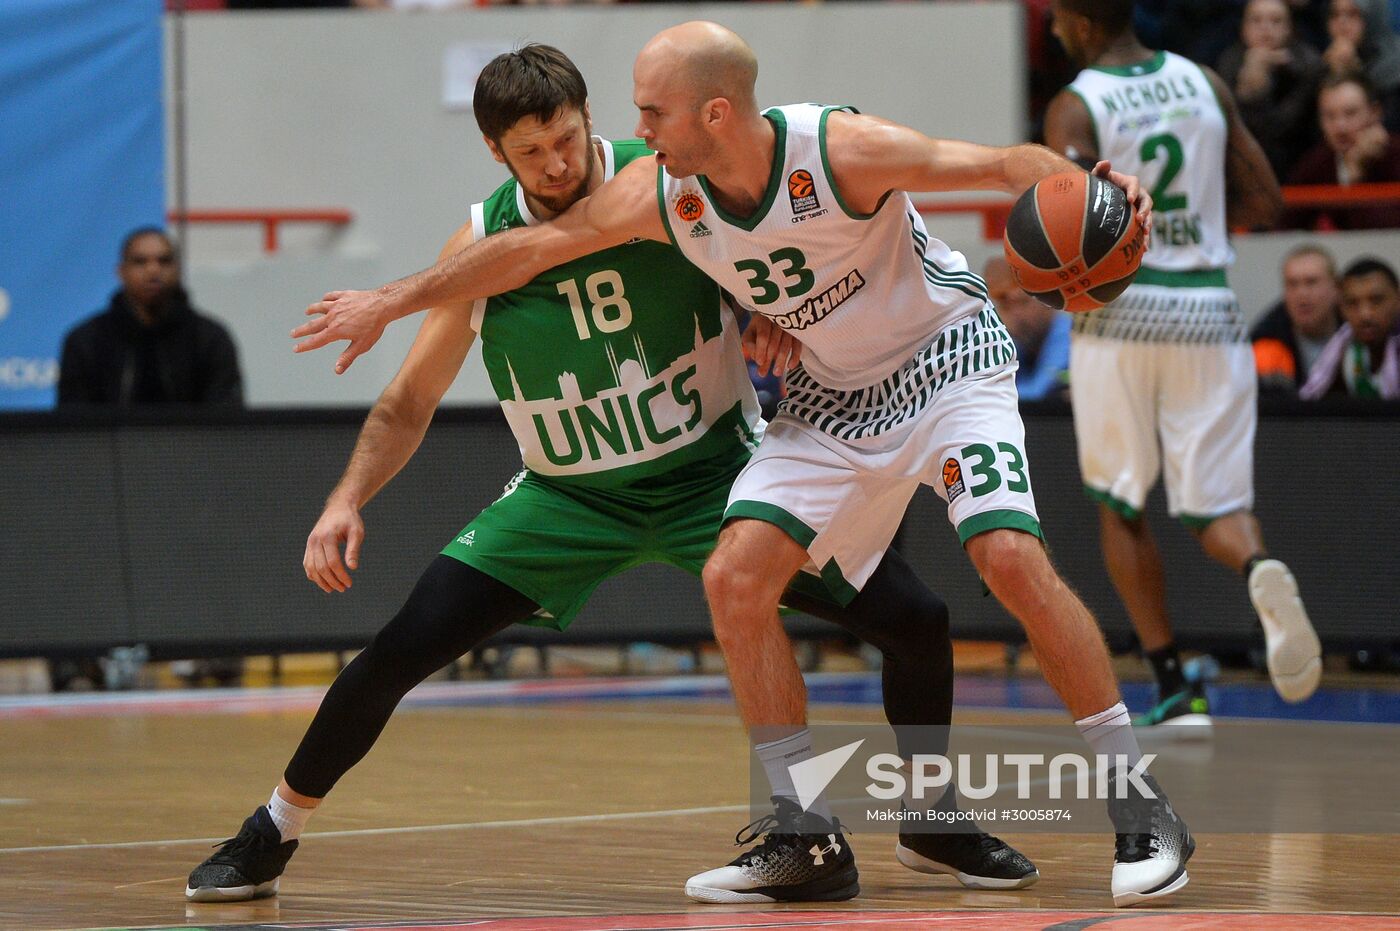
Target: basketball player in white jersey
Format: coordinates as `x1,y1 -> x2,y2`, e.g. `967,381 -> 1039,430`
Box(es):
295,22 -> 1194,907
1044,0 -> 1322,730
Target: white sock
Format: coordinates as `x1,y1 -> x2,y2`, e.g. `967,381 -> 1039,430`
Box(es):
754,729 -> 834,822
266,789 -> 315,842
1075,701 -> 1142,771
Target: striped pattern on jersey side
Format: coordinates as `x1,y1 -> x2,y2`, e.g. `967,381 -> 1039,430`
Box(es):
1071,287 -> 1246,343
908,214 -> 990,303
779,305 -> 1016,440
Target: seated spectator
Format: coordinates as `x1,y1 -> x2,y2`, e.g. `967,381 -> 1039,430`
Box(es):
1323,0 -> 1400,128
1300,256 -> 1400,398
1287,72 -> 1400,228
58,228 -> 243,406
1218,0 -> 1327,179
55,228 -> 245,691
984,256 -> 1071,401
1252,244 -> 1343,391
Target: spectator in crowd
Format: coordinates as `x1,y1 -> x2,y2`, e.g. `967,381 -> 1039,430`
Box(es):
1252,244 -> 1344,391
1300,256 -> 1400,398
58,228 -> 242,407
55,227 -> 244,691
984,256 -> 1071,401
1287,72 -> 1400,228
1218,0 -> 1328,179
1324,0 -> 1400,128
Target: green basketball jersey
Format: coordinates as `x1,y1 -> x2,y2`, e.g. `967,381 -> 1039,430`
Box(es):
469,138 -> 761,489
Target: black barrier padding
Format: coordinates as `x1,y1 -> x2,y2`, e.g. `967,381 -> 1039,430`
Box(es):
900,406 -> 1400,652
2,404 -> 1397,657
1,431 -> 133,650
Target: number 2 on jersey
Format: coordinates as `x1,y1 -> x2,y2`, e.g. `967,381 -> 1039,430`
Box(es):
1139,133 -> 1188,213
557,270 -> 633,340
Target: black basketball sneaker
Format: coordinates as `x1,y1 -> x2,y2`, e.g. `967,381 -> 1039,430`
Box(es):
895,793 -> 1039,889
685,797 -> 859,903
1108,770 -> 1194,907
185,806 -> 298,903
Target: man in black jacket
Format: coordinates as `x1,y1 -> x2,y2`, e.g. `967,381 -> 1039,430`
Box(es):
52,228 -> 244,691
58,228 -> 243,406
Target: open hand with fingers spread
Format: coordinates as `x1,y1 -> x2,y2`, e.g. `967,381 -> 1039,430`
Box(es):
292,289 -> 394,374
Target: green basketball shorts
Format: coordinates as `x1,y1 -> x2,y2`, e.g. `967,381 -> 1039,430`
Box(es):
440,455 -> 832,630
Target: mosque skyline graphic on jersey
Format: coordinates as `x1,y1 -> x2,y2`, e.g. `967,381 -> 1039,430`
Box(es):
497,310 -> 729,469
500,308 -> 714,405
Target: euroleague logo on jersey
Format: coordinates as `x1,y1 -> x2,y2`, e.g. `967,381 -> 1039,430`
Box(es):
788,169 -> 826,223
942,458 -> 966,503
675,191 -> 705,224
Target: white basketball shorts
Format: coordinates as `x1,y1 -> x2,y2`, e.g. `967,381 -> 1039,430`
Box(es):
1069,332 -> 1256,527
724,363 -> 1041,604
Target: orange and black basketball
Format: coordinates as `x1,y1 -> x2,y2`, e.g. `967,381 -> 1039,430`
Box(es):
1003,171 -> 1147,312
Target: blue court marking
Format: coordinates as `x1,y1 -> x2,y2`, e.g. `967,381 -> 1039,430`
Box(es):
397,671 -> 1400,725
808,673 -> 1400,724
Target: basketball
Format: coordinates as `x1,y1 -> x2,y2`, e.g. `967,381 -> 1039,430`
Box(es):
1002,171 -> 1147,312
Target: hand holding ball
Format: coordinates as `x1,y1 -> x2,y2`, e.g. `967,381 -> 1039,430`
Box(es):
1003,171 -> 1147,312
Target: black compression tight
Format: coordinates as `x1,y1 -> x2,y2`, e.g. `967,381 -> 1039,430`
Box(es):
283,549 -> 954,799
283,557 -> 537,798
782,546 -> 954,760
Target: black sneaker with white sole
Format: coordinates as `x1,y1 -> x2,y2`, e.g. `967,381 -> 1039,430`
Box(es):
1108,770 -> 1194,907
685,797 -> 858,903
895,795 -> 1038,890
185,806 -> 297,903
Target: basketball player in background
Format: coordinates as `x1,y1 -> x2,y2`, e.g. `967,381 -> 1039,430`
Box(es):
1044,0 -> 1321,729
296,22 -> 1196,907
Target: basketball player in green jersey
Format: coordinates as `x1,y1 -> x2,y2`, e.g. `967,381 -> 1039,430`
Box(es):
1044,0 -> 1322,730
294,22 -> 1195,910
185,46 -> 1035,907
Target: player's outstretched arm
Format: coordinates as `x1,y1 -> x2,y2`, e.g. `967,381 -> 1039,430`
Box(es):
303,223 -> 481,594
1201,66 -> 1282,230
824,109 -> 1151,231
293,158 -> 665,373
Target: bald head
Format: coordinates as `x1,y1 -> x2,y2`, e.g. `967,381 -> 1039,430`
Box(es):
636,21 -> 758,113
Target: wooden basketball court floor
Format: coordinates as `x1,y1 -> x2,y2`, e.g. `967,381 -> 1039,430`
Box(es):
2,673 -> 1399,931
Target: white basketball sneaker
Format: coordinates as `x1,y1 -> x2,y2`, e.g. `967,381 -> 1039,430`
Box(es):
1248,559 -> 1322,703
1109,770 -> 1194,908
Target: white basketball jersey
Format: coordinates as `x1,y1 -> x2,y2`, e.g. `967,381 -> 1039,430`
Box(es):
658,104 -> 992,394
1068,51 -> 1233,272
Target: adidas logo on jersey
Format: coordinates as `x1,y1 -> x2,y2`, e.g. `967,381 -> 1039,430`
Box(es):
690,221 -> 712,239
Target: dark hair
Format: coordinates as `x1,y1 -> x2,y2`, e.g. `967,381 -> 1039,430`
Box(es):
120,227 -> 175,263
473,44 -> 588,142
1342,256 -> 1400,290
1320,69 -> 1380,105
1056,0 -> 1135,33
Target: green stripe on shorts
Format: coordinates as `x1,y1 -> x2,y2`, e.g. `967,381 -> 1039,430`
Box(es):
723,500 -> 818,548
955,508 -> 1044,545
1082,485 -> 1142,521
